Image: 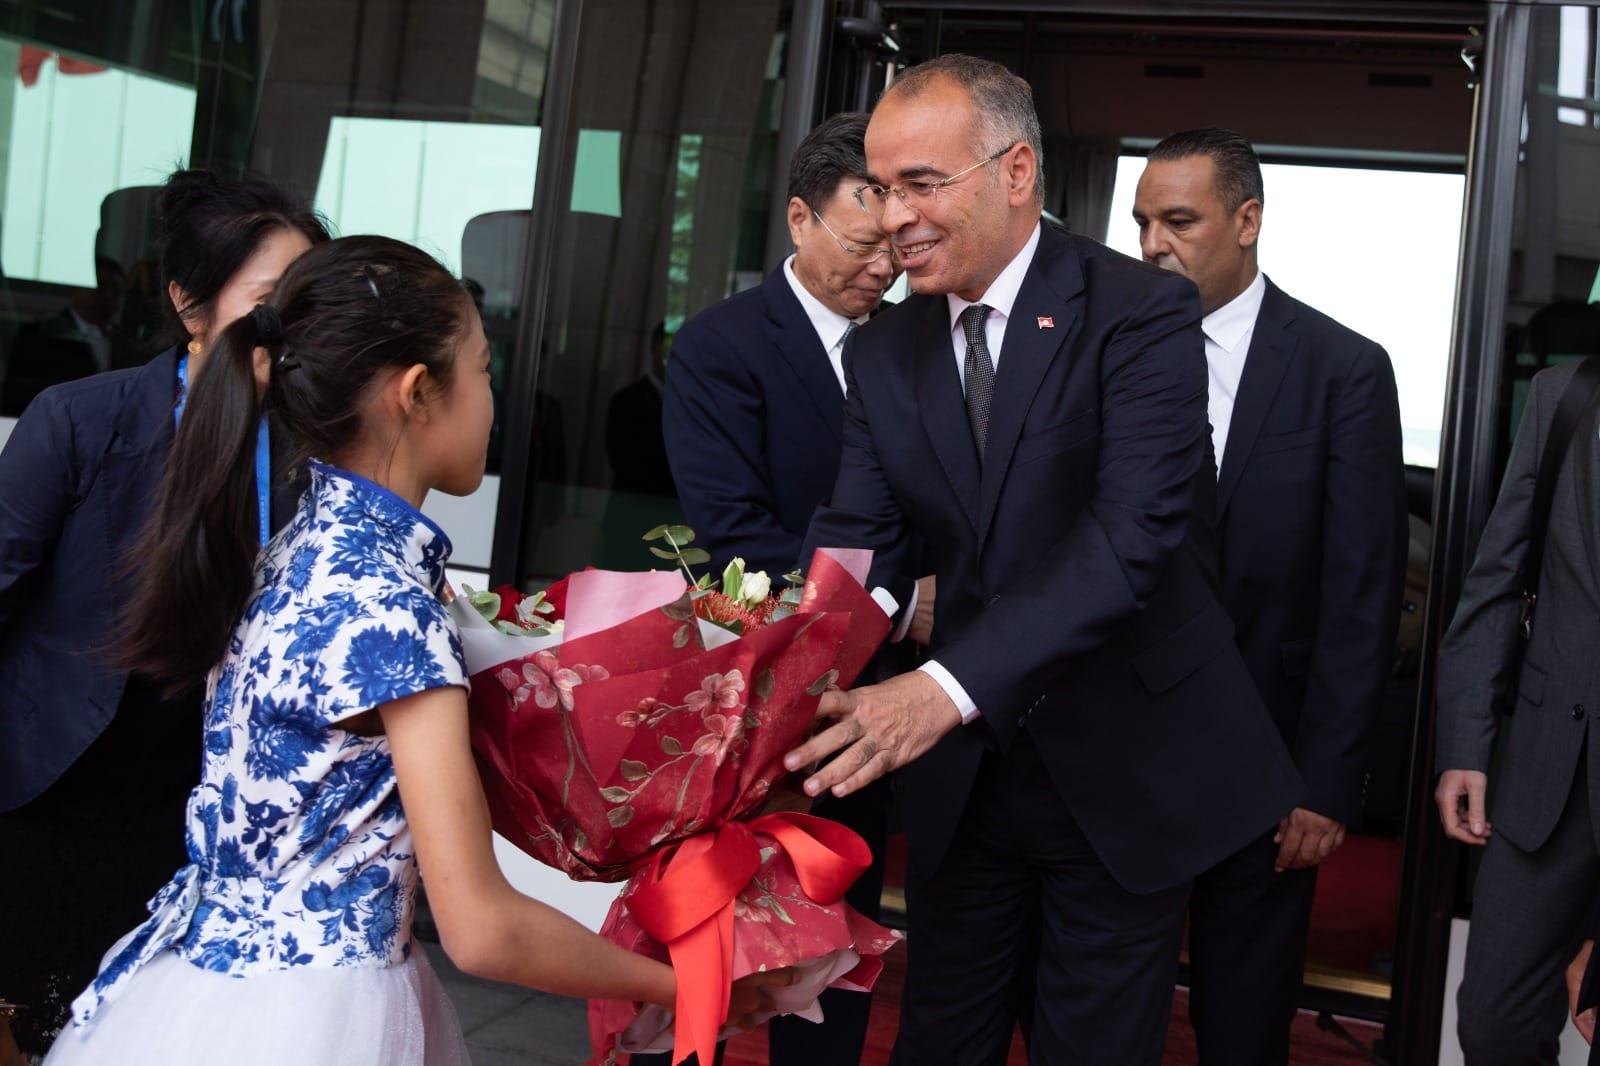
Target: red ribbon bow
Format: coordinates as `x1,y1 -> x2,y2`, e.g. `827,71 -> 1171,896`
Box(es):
623,811 -> 872,1065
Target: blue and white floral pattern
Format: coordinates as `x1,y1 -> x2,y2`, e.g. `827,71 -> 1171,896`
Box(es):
71,462 -> 467,1027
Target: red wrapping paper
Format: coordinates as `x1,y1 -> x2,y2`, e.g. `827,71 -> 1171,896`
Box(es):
459,550 -> 902,1065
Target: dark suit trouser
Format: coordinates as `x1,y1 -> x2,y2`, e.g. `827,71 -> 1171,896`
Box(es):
1457,743 -> 1599,1066
1186,830 -> 1318,1066
890,733 -> 1190,1066
766,778 -> 890,1066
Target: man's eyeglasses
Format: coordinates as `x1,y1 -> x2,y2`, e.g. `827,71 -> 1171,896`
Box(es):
812,210 -> 893,264
852,142 -> 1020,215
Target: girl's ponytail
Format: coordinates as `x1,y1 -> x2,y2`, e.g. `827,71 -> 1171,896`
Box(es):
121,235 -> 469,693
120,309 -> 274,692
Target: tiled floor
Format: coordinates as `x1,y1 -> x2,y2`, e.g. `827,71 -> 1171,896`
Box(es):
422,940 -> 592,1066
425,933 -> 1381,1066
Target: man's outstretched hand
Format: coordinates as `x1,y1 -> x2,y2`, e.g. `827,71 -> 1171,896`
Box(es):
783,671 -> 961,799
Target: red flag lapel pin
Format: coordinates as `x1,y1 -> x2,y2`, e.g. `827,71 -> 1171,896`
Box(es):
1037,316 -> 1054,329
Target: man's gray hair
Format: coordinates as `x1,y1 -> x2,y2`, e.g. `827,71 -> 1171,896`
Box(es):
881,53 -> 1045,205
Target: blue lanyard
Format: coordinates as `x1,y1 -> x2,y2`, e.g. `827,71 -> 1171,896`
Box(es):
176,354 -> 272,547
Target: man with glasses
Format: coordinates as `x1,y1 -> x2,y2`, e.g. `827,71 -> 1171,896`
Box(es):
787,55 -> 1301,1064
660,111 -> 913,1066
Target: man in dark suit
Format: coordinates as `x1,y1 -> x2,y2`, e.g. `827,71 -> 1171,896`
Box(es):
1436,356 -> 1600,1064
663,113 -> 902,578
786,56 -> 1303,1065
660,113 -> 908,1066
1131,129 -> 1407,1065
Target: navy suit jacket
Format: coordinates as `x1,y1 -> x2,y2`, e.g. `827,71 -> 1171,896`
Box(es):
1214,280 -> 1407,828
662,266 -> 852,578
0,349 -> 299,810
804,224 -> 1303,893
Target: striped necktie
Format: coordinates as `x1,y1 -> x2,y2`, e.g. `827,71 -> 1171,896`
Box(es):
961,304 -> 994,455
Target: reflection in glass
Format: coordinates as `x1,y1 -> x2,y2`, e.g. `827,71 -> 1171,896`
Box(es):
516,0 -> 787,585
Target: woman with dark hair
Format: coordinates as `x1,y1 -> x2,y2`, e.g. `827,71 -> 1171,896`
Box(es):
0,168 -> 327,1058
37,235 -> 786,1065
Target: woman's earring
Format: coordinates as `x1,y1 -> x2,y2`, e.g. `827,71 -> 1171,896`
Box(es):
187,337 -> 203,356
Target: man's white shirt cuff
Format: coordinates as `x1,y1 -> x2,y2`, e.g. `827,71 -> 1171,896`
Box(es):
891,582 -> 918,643
920,660 -> 980,724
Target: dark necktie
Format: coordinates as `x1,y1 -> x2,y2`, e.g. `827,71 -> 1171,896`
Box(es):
961,304 -> 994,455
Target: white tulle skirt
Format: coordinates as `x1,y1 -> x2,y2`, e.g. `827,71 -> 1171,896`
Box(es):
42,947 -> 470,1066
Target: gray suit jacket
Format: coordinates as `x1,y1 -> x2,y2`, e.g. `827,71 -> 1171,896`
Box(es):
1436,361 -> 1600,852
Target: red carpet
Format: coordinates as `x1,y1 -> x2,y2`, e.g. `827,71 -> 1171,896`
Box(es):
720,946 -> 1380,1064
716,830 -> 1400,1065
1305,832 -> 1402,979
721,951 -> 1380,1065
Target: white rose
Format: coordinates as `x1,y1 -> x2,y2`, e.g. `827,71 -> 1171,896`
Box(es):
740,569 -> 771,606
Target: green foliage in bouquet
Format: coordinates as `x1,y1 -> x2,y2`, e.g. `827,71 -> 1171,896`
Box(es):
641,525 -> 806,636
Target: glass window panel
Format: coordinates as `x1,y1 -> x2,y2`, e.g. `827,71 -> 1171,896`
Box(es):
220,0 -> 556,574
1496,5 -> 1600,473
0,18 -> 202,422
514,0 -> 788,586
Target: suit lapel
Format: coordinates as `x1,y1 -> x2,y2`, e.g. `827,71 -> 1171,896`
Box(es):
915,298 -> 981,529
1569,404 -> 1600,604
1216,280 -> 1299,518
765,266 -> 844,443
975,229 -> 1082,547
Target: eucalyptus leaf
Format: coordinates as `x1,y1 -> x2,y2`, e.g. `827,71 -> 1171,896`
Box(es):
678,548 -> 711,566
805,669 -> 840,697
642,524 -> 671,542
649,546 -> 679,561
665,525 -> 695,545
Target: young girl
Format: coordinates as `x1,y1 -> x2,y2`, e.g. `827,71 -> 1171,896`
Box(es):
0,168 -> 324,1059
44,236 -> 787,1065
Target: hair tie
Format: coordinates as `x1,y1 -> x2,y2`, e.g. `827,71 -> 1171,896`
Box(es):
250,303 -> 284,348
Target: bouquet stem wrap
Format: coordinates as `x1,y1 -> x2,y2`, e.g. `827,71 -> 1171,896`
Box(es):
626,812 -> 873,1064
453,550 -> 902,1065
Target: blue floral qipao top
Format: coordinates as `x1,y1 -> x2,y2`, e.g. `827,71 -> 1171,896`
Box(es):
72,462 -> 467,1026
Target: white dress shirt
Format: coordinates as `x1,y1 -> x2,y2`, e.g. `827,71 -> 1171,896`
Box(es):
1202,271 -> 1267,471
945,223 -> 1042,387
908,223 -> 1043,725
783,255 -> 865,393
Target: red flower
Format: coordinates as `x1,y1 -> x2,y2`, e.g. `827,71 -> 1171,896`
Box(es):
491,584 -> 524,624
693,591 -> 777,633
541,574 -> 578,621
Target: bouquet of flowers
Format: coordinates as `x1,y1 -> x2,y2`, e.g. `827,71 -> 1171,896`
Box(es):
452,529 -> 902,1065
